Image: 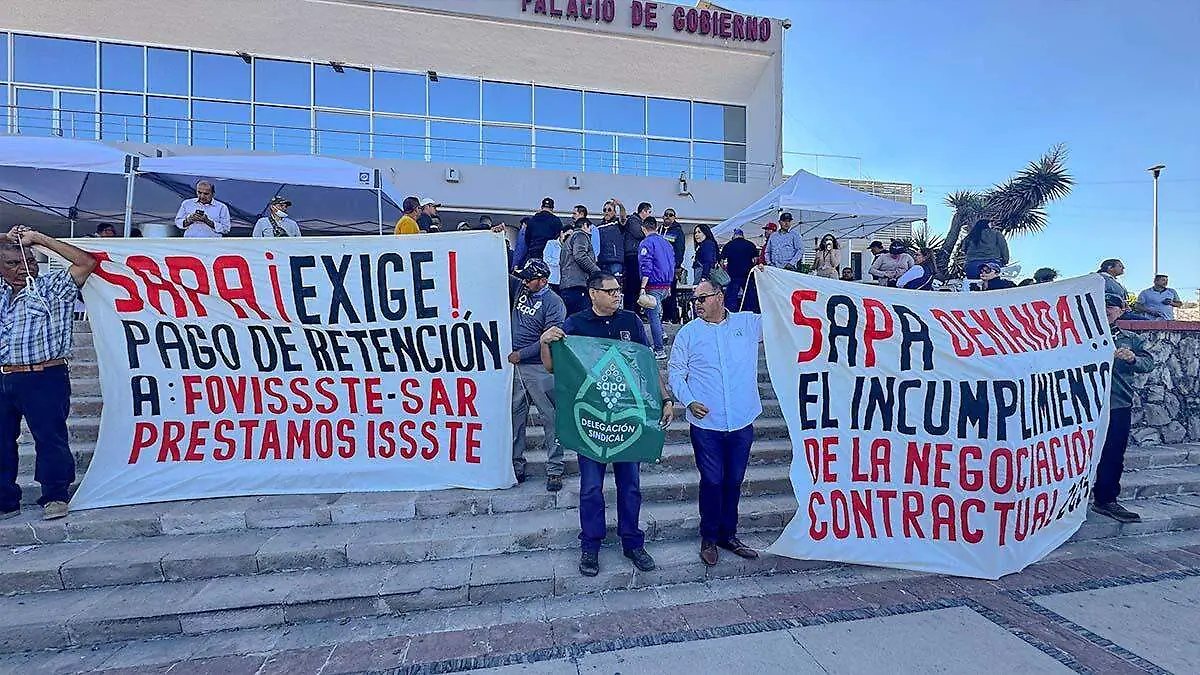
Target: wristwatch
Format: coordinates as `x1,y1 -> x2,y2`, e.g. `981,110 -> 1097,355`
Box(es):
662,398 -> 675,407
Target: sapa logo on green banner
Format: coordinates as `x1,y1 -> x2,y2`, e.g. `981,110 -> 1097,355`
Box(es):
553,337 -> 664,464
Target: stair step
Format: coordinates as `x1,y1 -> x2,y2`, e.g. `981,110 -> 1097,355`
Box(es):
0,494 -> 799,595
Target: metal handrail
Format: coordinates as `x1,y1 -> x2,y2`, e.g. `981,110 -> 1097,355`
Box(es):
1,103 -> 770,182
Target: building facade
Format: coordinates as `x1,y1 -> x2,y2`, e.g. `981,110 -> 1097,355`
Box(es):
1,0 -> 786,227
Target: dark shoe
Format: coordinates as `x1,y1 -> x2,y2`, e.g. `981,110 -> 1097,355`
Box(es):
579,551 -> 599,577
0,508 -> 19,521
700,540 -> 719,566
515,470 -> 527,484
546,475 -> 563,492
718,537 -> 759,559
624,547 -> 656,571
1092,501 -> 1141,523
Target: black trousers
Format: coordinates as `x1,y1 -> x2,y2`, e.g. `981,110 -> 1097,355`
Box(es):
1093,407 -> 1132,504
621,254 -> 641,312
0,366 -> 75,510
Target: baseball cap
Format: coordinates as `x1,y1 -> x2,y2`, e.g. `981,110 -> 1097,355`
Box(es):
269,195 -> 292,207
516,258 -> 551,281
419,197 -> 439,207
732,228 -> 744,236
541,196 -> 555,209
979,261 -> 1003,274
478,214 -> 493,225
779,212 -> 794,222
763,222 -> 779,232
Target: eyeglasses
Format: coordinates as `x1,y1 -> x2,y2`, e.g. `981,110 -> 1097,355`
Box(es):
692,292 -> 720,303
590,287 -> 622,296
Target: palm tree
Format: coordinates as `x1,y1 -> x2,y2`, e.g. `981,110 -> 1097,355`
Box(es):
939,144 -> 1074,277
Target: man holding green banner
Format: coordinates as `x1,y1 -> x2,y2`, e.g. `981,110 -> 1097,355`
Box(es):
540,271 -> 676,577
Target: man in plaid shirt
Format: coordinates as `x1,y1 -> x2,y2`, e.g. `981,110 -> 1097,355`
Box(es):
1,226 -> 97,521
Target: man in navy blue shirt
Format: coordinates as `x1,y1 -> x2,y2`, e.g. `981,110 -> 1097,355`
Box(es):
539,271 -> 676,576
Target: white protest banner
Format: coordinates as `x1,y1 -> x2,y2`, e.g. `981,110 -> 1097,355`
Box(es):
70,233 -> 514,510
756,267 -> 1113,579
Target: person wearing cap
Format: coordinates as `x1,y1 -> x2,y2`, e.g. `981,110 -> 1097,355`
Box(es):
416,198 -> 441,233
394,196 -> 422,235
866,241 -> 886,283
621,202 -> 652,313
1093,293 -> 1156,523
660,209 -> 686,323
763,212 -> 803,271
755,222 -> 778,266
514,197 -> 565,269
252,196 -> 301,238
175,180 -> 231,238
978,261 -> 1015,290
559,214 -> 599,316
509,258 -> 568,491
868,239 -> 914,287
720,228 -> 759,312
594,198 -> 627,278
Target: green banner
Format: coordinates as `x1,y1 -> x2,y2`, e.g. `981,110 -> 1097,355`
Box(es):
553,336 -> 665,464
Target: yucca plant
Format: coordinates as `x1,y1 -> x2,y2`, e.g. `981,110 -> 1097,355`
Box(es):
939,145 -> 1073,277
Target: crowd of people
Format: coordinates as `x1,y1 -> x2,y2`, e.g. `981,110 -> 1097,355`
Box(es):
0,192 -> 1186,577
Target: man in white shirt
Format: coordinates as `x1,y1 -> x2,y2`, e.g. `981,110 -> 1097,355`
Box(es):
252,196 -> 301,238
667,278 -> 763,566
174,180 -> 231,238
1135,274 -> 1183,320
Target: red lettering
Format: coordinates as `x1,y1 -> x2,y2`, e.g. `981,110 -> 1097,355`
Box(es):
315,377 -> 337,414
456,377 -> 479,416
185,421 -> 209,461
89,252 -> 144,312
465,422 -> 482,463
213,420 -> 236,460
961,499 -> 985,544
165,255 -> 211,317
289,377 -> 314,414
213,255 -> 269,319
182,375 -> 202,415
792,289 -> 823,363
862,298 -> 893,367
808,492 -> 827,540
931,494 -> 956,541
951,309 -> 996,356
929,309 -> 974,357
421,421 -> 439,459
400,378 -> 422,414
128,256 -> 188,316
157,421 -> 186,462
129,422 -> 158,463
960,445 -> 983,491
901,492 -> 925,537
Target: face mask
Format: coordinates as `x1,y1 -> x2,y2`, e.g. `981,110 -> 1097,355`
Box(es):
275,210 -> 288,219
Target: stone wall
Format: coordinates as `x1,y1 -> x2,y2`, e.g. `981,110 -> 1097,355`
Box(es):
1123,322 -> 1200,445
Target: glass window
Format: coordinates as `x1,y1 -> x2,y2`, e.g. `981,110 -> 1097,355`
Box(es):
13,35 -> 96,88
100,93 -> 143,141
647,139 -> 689,179
315,64 -> 369,110
101,43 -> 144,92
60,92 -> 97,140
694,142 -> 747,183
429,120 -> 479,164
535,130 -> 582,171
255,105 -> 310,154
0,86 -> 7,133
534,86 -> 581,129
584,92 -> 644,135
147,48 -> 188,95
693,103 -> 746,143
192,52 -> 250,101
192,100 -> 251,149
647,98 -> 690,138
316,111 -> 370,157
147,96 -> 188,144
1,33 -> 10,82
254,59 -> 311,107
583,133 -> 615,175
482,81 -> 530,125
428,77 -> 479,120
374,115 -> 425,161
483,125 -> 531,168
15,88 -> 53,136
616,136 -> 646,176
374,70 -> 425,116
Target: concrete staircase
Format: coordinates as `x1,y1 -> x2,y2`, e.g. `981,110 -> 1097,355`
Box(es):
3,321 -> 1200,659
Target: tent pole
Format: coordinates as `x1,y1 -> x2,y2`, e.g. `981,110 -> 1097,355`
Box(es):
122,155 -> 138,238
375,169 -> 384,236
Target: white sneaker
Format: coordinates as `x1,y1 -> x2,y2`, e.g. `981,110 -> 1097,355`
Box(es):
654,349 -> 668,360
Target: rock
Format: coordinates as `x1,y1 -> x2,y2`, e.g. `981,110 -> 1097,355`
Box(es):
1165,392 -> 1182,418
1143,406 -> 1172,428
1131,427 -> 1162,446
1189,416 -> 1200,443
1144,385 -> 1166,403
1162,421 -> 1187,444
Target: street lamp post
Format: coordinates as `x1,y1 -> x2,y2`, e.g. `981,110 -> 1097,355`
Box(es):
1147,164 -> 1165,274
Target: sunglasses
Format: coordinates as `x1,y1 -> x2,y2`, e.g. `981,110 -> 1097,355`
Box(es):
692,292 -> 720,303
590,287 -> 622,296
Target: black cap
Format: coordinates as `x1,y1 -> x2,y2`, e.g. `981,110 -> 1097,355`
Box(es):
541,197 -> 555,209
779,212 -> 794,222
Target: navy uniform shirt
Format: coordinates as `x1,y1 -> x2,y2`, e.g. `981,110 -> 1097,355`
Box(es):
563,308 -> 649,347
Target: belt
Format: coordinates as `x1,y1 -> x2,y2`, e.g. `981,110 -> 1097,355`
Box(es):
0,358 -> 68,375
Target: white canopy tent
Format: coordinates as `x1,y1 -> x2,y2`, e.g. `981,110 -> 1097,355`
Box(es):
711,170 -> 927,240
0,136 -> 135,235
133,154 -> 407,236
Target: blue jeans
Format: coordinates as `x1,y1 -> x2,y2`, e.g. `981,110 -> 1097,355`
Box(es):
561,286 -> 589,317
690,424 -> 754,543
645,288 -> 669,351
577,455 -> 644,553
0,366 -> 75,510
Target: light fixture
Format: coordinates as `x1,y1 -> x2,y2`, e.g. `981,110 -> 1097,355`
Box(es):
567,175 -> 581,190
427,70 -> 439,82
236,51 -> 252,64
330,61 -> 345,74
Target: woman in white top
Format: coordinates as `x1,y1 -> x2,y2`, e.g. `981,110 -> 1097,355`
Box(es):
543,225 -> 566,291
811,234 -> 841,278
252,196 -> 302,237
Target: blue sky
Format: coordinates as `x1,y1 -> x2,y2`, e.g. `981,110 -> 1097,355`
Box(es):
743,0 -> 1199,295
